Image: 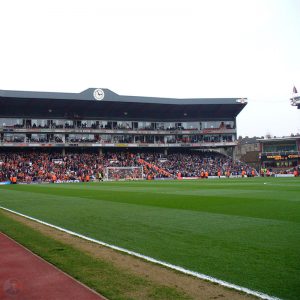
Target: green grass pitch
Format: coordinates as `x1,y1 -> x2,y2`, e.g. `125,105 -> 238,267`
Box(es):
0,177 -> 300,300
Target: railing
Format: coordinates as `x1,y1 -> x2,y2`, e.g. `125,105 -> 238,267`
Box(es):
0,127 -> 236,135
261,151 -> 300,156
0,141 -> 238,148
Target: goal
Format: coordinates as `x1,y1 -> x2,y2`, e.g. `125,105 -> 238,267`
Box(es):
105,166 -> 144,181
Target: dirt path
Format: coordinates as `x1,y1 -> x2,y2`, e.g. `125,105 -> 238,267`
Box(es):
3,211 -> 256,300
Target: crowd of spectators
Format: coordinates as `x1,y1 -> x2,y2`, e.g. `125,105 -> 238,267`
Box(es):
0,150 -> 257,183
139,152 -> 253,178
1,134 -> 234,145
0,151 -> 137,183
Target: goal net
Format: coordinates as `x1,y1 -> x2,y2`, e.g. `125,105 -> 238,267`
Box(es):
105,166 -> 144,181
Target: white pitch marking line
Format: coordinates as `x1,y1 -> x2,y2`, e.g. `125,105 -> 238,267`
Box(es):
0,206 -> 281,300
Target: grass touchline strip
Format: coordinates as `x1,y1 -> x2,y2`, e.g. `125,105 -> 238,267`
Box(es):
0,205 -> 281,300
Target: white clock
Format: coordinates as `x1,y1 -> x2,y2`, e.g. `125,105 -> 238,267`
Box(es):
93,88 -> 105,100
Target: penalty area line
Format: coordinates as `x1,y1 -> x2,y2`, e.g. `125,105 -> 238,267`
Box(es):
0,206 -> 280,300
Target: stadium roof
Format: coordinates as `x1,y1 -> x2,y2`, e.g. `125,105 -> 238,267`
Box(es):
257,136 -> 300,143
0,88 -> 247,121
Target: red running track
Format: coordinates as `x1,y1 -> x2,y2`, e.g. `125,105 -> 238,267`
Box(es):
0,233 -> 105,300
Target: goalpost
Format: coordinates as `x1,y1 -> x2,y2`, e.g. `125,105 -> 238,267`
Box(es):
105,166 -> 144,181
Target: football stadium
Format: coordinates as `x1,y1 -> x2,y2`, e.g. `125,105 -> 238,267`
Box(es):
0,88 -> 300,300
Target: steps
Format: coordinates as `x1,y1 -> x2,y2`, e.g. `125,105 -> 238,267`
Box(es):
138,158 -> 173,178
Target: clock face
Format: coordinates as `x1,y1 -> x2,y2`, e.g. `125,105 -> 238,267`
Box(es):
93,88 -> 105,100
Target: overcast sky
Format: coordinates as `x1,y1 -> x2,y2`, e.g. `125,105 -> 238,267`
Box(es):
1,0 -> 299,137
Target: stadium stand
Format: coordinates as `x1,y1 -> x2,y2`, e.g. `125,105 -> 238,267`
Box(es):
258,136 -> 300,176
0,87 -> 259,182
